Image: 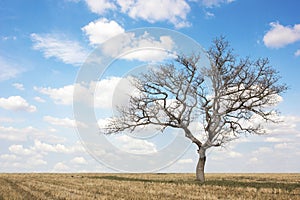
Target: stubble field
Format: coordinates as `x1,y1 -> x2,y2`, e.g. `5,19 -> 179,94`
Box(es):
0,173 -> 299,200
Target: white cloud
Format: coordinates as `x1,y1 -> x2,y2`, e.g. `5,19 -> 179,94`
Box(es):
263,22 -> 300,48
33,140 -> 85,154
12,83 -> 24,90
43,115 -> 86,128
264,137 -> 291,143
198,0 -> 235,8
1,36 -> 17,41
34,85 -> 74,105
117,0 -> 191,28
34,96 -> 46,103
274,142 -> 295,150
101,32 -> 175,62
228,151 -> 242,158
94,76 -> 138,109
248,157 -> 258,164
211,145 -> 243,160
205,11 -> 215,18
0,126 -> 35,141
70,156 -> 88,165
53,162 -> 70,172
264,115 -> 300,135
0,96 -> 36,112
49,128 -> 57,132
177,158 -> 194,164
0,125 -> 65,143
82,18 -> 125,45
0,56 -> 23,81
294,49 -> 300,57
252,147 -> 272,154
6,141 -> 80,171
9,144 -> 35,156
264,137 -> 282,143
31,33 -> 89,66
28,157 -> 47,166
35,76 -> 124,109
85,0 -> 116,14
0,154 -> 18,161
7,153 -> 47,167
113,135 -> 157,154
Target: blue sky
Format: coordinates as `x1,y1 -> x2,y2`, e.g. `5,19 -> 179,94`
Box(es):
0,0 -> 300,173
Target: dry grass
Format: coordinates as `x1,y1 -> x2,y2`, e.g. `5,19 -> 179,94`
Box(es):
0,173 -> 299,199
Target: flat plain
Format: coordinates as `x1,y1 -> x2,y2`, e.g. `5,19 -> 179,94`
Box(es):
0,173 -> 299,199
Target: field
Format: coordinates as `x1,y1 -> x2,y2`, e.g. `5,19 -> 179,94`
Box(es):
0,173 -> 299,200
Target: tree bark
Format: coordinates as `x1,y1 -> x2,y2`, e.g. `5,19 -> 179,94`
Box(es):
196,148 -> 206,182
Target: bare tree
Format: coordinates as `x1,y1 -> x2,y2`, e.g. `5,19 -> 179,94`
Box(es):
104,37 -> 287,182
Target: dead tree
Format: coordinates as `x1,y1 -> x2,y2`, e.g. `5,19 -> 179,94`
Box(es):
104,37 -> 287,182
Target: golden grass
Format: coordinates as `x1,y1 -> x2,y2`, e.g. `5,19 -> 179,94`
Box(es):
0,173 -> 299,199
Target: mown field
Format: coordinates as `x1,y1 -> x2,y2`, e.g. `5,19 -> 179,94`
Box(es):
0,173 -> 299,200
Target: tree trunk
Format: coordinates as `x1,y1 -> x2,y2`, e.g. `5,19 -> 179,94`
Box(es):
196,148 -> 206,182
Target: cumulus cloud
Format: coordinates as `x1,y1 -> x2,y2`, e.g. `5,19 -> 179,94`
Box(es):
80,0 -> 191,28
43,115 -> 86,128
82,19 -> 176,62
34,96 -> 46,103
85,0 -> 116,14
112,135 -> 157,154
263,22 -> 300,48
0,125 -> 65,143
76,0 -> 234,29
264,115 -> 300,135
53,162 -> 70,172
35,76 -> 124,109
0,154 -> 18,161
210,141 -> 244,161
4,144 -> 70,171
1,135 -> 87,172
0,154 -> 47,171
12,83 -> 24,90
248,157 -> 258,164
34,84 -> 74,105
211,149 -> 242,160
9,144 -> 35,156
31,33 -> 89,66
0,96 -> 36,112
31,140 -> 85,154
28,157 -> 47,166
101,31 -> 175,62
82,18 -> 125,45
0,126 -> 35,141
70,156 -> 88,165
117,0 -> 191,28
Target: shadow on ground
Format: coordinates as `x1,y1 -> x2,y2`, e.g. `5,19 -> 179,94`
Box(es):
89,175 -> 300,192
